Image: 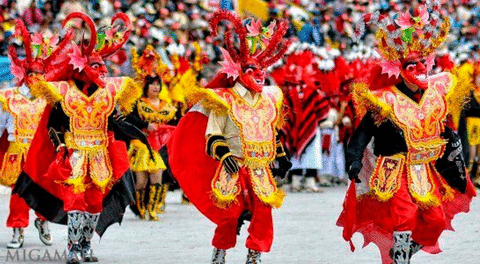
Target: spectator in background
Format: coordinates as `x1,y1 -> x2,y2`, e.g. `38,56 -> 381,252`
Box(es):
22,0 -> 44,30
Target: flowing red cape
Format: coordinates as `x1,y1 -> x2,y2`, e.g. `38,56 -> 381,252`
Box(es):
23,105 -> 130,201
167,111 -> 230,225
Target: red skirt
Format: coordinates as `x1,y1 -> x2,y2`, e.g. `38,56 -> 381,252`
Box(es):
337,164 -> 476,264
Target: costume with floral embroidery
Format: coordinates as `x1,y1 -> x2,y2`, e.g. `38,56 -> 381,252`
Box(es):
336,3 -> 476,264
168,11 -> 292,263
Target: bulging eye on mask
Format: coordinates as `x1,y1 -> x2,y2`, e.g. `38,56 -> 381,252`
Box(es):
400,53 -> 428,91
238,60 -> 265,93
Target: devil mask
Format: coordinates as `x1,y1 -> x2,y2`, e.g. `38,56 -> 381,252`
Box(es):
206,11 -> 291,93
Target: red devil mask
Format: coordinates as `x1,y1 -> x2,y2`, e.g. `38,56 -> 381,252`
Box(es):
206,11 -> 291,93
47,12 -> 131,89
8,19 -> 73,86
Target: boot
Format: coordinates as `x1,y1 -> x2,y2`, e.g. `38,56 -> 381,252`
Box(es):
147,183 -> 162,221
392,231 -> 412,264
181,192 -> 191,205
291,175 -> 302,192
66,212 -> 84,264
80,213 -> 99,262
6,228 -> 24,249
246,249 -> 262,264
304,177 -> 323,193
35,218 -> 53,246
211,248 -> 226,264
409,240 -> 423,258
155,184 -> 169,214
135,189 -> 146,219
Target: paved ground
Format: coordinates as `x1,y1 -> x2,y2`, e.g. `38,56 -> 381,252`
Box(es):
0,186 -> 477,264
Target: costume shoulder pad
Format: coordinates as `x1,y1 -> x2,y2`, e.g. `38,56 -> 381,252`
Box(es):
111,77 -> 143,114
352,82 -> 392,126
29,76 -> 64,105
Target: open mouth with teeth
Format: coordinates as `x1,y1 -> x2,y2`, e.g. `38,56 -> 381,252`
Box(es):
416,74 -> 427,81
254,79 -> 264,85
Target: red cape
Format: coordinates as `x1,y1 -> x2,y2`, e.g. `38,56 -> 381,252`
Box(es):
23,105 -> 130,201
167,111 -> 232,225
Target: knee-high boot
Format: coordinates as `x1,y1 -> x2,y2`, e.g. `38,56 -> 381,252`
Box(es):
80,213 -> 100,262
135,189 -> 146,219
155,183 -> 169,214
66,211 -> 84,264
147,183 -> 162,221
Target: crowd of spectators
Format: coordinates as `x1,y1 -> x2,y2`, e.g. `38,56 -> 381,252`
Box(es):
1,0 -> 480,82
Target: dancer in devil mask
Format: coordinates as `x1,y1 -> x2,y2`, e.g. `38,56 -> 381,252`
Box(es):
337,2 -> 476,264
12,12 -> 145,264
168,11 -> 292,264
1,19 -> 68,249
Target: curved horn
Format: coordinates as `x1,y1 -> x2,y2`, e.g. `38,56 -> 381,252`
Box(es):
8,45 -> 23,67
43,29 -> 74,68
224,30 -> 239,62
99,12 -> 132,58
256,20 -> 288,64
14,19 -> 33,63
209,11 -> 248,62
63,12 -> 97,56
261,38 -> 293,68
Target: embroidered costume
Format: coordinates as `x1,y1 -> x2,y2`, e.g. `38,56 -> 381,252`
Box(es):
337,3 -> 476,264
2,19 -> 68,249
12,13 -> 144,264
168,11 -> 292,264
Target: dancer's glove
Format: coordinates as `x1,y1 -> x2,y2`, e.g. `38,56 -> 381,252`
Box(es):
348,161 -> 362,183
274,136 -> 292,178
275,156 -> 292,179
207,135 -> 240,174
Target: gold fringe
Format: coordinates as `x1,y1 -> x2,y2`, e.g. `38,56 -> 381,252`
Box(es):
128,139 -> 166,172
29,76 -> 62,105
447,65 -> 472,128
260,189 -> 286,208
210,188 -> 238,209
411,191 -> 440,209
116,77 -> 143,114
64,175 -> 87,194
352,82 -> 392,126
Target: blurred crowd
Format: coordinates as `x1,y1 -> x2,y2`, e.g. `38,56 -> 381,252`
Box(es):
1,0 -> 480,82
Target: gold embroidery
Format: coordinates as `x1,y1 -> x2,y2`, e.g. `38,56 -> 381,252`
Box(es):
0,142 -> 27,186
407,164 -> 439,207
60,82 -> 117,193
0,90 -> 46,186
369,155 -> 405,202
226,91 -> 277,169
211,163 -> 241,208
248,167 -> 285,208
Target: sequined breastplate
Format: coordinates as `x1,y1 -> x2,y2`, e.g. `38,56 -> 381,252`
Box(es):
223,90 -> 278,169
383,82 -> 448,164
137,98 -> 176,124
61,84 -> 115,149
4,91 -> 46,147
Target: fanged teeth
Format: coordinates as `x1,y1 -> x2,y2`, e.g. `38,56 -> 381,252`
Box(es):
416,74 -> 426,81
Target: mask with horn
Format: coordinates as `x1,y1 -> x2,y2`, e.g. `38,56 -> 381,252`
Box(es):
46,12 -> 132,89
8,19 -> 74,86
206,11 -> 292,93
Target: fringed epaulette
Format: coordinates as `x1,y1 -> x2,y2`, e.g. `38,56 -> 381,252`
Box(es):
447,66 -> 472,127
115,77 -> 143,114
29,76 -> 62,105
352,82 -> 392,126
182,71 -> 229,114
